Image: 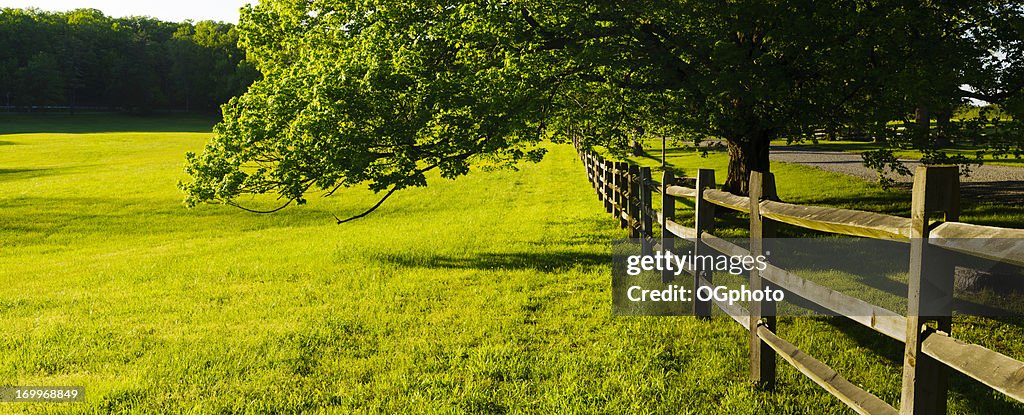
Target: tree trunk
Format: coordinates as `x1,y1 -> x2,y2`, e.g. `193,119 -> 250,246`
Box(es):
873,120 -> 887,143
935,110 -> 951,147
724,135 -> 771,195
914,107 -> 930,148
630,139 -> 643,156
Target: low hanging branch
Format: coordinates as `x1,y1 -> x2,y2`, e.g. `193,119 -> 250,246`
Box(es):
332,186 -> 400,224
331,161 -> 445,225
225,199 -> 294,214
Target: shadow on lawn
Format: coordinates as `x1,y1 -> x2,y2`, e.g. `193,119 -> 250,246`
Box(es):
0,114 -> 217,134
821,316 -> 1024,414
374,250 -> 609,274
882,181 -> 1024,207
0,167 -> 69,183
961,181 -> 1024,205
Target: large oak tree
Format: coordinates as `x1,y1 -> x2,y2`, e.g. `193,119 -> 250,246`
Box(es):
182,0 -> 1020,214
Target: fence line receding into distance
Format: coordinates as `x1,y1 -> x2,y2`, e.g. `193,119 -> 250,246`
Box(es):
572,138 -> 1024,415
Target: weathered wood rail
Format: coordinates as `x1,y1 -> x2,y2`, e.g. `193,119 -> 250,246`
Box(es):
573,139 -> 1024,415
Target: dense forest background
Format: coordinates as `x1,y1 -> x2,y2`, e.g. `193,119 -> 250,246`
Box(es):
0,8 -> 257,113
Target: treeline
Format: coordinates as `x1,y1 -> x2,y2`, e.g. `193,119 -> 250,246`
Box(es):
0,8 -> 258,113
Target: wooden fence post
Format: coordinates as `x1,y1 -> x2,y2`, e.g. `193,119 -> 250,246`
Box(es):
585,152 -> 592,184
603,160 -> 613,214
640,167 -> 654,256
662,170 -> 675,283
693,169 -> 717,319
900,166 -> 960,415
610,161 -> 619,222
616,162 -> 628,229
586,153 -> 594,187
626,163 -> 634,237
749,171 -> 778,388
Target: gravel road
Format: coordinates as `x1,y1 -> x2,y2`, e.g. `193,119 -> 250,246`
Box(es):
770,145 -> 1024,202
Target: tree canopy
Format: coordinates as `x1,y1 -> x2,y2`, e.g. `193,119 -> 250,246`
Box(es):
182,0 -> 1024,215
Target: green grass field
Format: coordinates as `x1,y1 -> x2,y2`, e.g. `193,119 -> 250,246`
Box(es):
2,115 -> 1023,414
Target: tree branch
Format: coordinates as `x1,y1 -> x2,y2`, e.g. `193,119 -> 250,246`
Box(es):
635,23 -> 705,99
957,85 -> 1024,104
226,199 -> 294,214
333,186 -> 400,224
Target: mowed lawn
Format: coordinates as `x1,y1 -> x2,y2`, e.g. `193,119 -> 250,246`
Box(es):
1,115 -> 1022,414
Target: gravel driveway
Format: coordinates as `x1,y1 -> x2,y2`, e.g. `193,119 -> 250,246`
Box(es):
770,145 -> 1024,202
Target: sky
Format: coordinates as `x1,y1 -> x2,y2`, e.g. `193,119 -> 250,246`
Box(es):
0,0 -> 255,23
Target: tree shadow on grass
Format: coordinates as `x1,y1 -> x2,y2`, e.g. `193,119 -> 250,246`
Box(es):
0,168 -> 69,183
0,114 -> 217,134
373,250 -> 610,274
819,317 -> 1024,414
883,180 -> 1024,207
960,181 -> 1024,206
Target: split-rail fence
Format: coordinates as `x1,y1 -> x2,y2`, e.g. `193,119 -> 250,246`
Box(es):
573,139 -> 1024,415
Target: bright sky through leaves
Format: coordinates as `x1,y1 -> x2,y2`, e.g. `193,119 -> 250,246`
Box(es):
0,0 -> 253,23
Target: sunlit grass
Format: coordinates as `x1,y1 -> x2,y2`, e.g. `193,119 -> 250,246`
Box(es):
0,115 -> 1021,414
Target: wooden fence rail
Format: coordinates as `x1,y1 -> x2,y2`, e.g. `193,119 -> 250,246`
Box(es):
573,139 -> 1024,415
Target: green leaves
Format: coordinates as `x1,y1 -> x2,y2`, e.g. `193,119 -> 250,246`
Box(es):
184,0 -> 1023,209
184,0 -> 552,211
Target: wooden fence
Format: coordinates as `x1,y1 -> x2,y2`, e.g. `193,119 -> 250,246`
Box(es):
573,139 -> 1024,415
